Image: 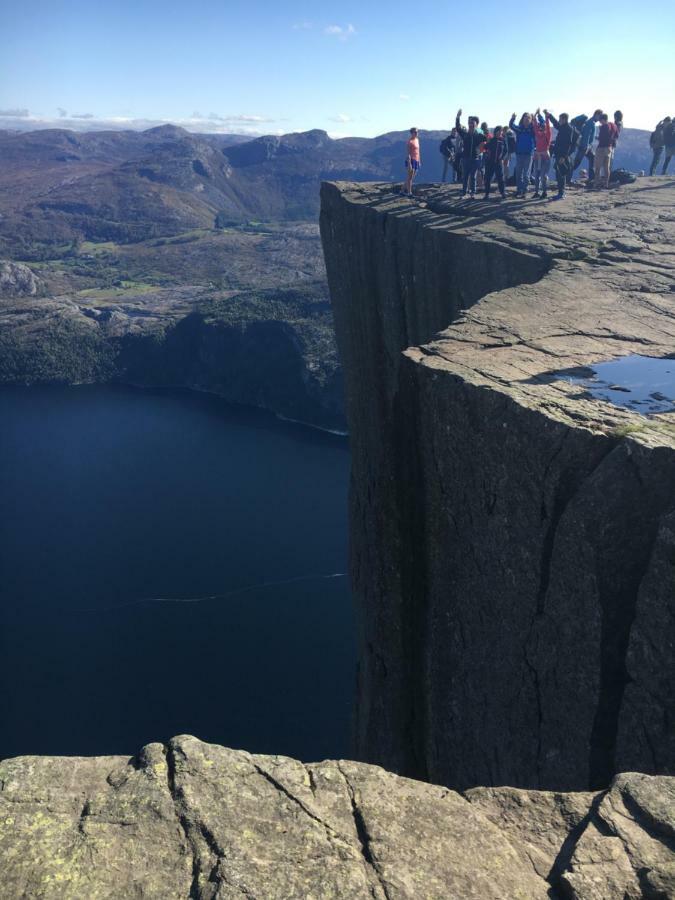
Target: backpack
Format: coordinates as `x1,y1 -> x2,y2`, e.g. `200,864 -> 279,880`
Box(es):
439,136 -> 455,160
571,114 -> 588,130
609,168 -> 636,185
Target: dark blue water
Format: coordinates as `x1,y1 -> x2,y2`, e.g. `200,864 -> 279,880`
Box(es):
0,385 -> 354,762
560,355 -> 675,415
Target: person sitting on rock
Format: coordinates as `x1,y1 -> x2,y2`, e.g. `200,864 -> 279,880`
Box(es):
455,109 -> 485,199
404,127 -> 421,195
546,111 -> 580,200
508,112 -> 536,199
532,109 -> 553,199
483,126 -> 509,200
649,118 -> 669,176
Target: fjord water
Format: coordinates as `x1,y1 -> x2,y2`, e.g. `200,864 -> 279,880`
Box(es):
0,385 -> 353,762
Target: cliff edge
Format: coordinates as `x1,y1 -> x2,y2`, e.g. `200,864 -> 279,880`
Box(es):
320,178 -> 675,792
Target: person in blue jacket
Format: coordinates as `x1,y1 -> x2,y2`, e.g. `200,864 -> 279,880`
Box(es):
572,109 -> 602,183
508,112 -> 536,198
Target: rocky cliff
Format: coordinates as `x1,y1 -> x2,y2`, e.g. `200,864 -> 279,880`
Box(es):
321,178 -> 675,792
1,735 -> 673,898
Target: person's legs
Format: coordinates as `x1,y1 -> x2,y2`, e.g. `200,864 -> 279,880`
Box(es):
495,161 -> 505,197
442,157 -> 449,183
572,145 -> 587,174
650,147 -> 663,176
604,148 -> 614,188
663,148 -> 674,174
586,148 -> 595,184
404,162 -> 413,194
533,152 -> 549,194
516,152 -> 533,195
468,158 -> 479,195
484,161 -> 494,196
532,153 -> 542,194
554,156 -> 568,197
594,147 -> 609,187
461,158 -> 471,194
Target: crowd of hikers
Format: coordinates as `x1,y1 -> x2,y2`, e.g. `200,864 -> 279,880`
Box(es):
404,110 -> 674,200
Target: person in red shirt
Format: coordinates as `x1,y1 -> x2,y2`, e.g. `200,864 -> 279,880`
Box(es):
404,127 -> 421,195
532,108 -> 553,199
593,114 -> 618,189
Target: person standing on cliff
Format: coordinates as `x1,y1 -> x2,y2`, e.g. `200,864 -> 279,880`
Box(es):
591,114 -> 619,189
483,126 -> 508,199
546,111 -> 580,200
571,110 -> 602,183
509,112 -> 536,198
532,109 -> 553,199
404,127 -> 421,195
455,109 -> 484,198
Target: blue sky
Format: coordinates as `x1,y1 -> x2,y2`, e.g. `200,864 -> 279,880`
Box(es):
1,0 -> 673,135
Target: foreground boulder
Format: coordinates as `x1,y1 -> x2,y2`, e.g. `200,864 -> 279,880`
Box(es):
0,736 -> 673,898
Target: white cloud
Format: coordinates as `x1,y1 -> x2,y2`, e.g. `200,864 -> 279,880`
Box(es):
0,107 -> 30,117
399,94 -> 410,101
324,23 -> 356,39
329,113 -> 352,123
0,110 -> 281,136
293,21 -> 313,29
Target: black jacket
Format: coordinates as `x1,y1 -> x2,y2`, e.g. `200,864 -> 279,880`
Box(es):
549,115 -> 580,157
455,116 -> 485,160
484,136 -> 508,165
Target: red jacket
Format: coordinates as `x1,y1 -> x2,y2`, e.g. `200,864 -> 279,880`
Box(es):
598,122 -> 618,148
533,115 -> 552,153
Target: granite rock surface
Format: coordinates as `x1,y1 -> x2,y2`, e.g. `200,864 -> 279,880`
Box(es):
1,735 -> 673,899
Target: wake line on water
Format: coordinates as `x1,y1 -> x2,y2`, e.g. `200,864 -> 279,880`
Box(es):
70,572 -> 347,614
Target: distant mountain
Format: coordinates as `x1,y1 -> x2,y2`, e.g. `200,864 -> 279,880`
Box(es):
0,125 -> 653,256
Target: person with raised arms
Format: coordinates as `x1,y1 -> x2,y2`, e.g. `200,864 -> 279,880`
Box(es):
546,110 -> 580,201
455,108 -> 485,199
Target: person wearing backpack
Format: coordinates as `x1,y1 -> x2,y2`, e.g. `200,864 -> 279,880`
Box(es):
571,110 -> 602,183
532,109 -> 553,199
649,119 -> 669,176
546,110 -> 580,200
662,119 -> 675,175
509,112 -> 536,198
439,130 -> 457,183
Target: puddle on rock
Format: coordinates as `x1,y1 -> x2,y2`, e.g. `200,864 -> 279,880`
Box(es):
558,355 -> 675,415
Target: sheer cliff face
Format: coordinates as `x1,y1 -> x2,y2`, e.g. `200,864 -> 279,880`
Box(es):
321,180 -> 675,792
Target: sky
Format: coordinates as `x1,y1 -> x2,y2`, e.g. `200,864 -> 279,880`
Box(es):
1,0 -> 674,137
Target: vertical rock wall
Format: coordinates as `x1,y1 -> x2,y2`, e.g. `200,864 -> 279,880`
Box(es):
320,181 -> 675,791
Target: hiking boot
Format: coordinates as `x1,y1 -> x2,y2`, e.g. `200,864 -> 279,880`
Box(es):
533,192 -> 540,199
541,191 -> 547,199
551,193 -> 565,201
469,192 -> 475,199
459,192 -> 467,199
